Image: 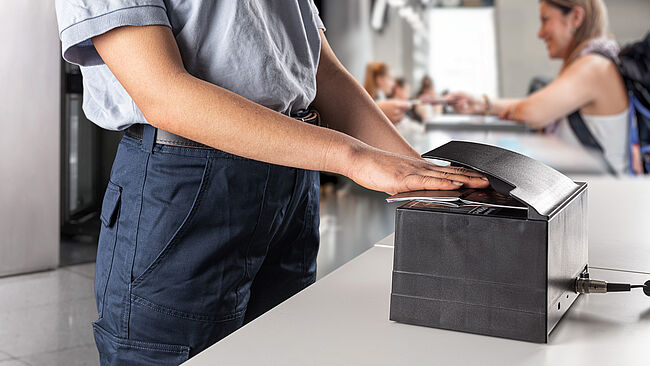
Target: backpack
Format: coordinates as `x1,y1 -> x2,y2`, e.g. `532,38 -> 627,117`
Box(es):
618,32 -> 650,174
568,33 -> 650,175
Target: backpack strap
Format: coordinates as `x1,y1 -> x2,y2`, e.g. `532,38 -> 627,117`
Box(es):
567,111 -> 604,151
567,111 -> 618,175
589,49 -> 618,64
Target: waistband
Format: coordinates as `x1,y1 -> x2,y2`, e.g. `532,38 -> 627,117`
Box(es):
125,109 -> 322,149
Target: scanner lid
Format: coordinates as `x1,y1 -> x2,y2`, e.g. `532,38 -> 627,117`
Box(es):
423,141 -> 583,220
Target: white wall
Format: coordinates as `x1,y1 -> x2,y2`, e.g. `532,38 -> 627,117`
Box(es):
496,0 -> 650,98
0,2 -> 60,275
322,1 -> 424,89
322,0 -> 374,83
429,8 -> 499,97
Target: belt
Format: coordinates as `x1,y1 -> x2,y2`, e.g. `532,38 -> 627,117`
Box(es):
125,108 -> 322,149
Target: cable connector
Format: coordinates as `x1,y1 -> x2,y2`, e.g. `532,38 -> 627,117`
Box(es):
575,278 -> 650,296
575,278 -> 607,293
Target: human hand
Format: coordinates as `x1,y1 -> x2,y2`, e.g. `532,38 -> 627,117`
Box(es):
346,145 -> 490,195
417,93 -> 438,105
445,92 -> 486,115
377,99 -> 412,124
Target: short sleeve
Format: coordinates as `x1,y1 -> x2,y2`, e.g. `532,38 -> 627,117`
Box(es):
309,0 -> 326,30
55,0 -> 171,66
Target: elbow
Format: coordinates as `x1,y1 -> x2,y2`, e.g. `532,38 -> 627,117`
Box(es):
515,103 -> 554,130
131,73 -> 189,131
136,88 -> 179,131
138,100 -> 168,130
524,116 -> 552,130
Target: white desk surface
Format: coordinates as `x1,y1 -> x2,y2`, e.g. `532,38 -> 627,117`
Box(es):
404,131 -> 609,175
185,246 -> 649,366
185,176 -> 650,366
426,115 -> 528,132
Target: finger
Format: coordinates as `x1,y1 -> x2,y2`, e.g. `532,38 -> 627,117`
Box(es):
403,174 -> 464,192
444,93 -> 462,102
397,100 -> 412,109
429,165 -> 487,179
424,170 -> 491,189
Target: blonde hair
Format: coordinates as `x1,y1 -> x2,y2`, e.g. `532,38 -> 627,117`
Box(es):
541,0 -> 610,71
364,62 -> 389,99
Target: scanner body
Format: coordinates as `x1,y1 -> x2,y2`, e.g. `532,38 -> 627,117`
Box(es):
390,141 -> 588,343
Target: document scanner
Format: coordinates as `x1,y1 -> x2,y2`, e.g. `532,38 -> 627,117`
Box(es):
389,141 -> 588,343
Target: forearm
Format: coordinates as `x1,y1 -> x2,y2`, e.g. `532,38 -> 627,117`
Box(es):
311,32 -> 420,159
501,56 -> 607,128
312,69 -> 419,159
146,72 -> 363,175
91,25 -> 491,195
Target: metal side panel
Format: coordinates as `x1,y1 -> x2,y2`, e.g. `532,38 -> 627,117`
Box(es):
546,188 -> 589,339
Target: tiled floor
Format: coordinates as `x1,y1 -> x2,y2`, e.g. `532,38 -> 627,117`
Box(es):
0,179 -> 396,365
0,264 -> 99,365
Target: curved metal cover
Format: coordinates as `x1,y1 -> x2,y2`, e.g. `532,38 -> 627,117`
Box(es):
423,141 -> 579,218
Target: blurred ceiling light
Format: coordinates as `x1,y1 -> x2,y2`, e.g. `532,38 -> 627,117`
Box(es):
388,0 -> 407,7
371,0 -> 389,30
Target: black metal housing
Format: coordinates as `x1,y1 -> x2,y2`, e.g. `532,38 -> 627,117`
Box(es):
389,141 -> 589,343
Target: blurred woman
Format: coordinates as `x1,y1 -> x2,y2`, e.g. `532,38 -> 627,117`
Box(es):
390,78 -> 426,134
417,76 -> 436,100
393,78 -> 411,101
416,75 -> 443,117
449,0 -> 638,174
364,62 -> 412,124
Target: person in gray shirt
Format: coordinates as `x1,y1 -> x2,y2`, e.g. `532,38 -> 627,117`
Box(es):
56,1 -> 488,364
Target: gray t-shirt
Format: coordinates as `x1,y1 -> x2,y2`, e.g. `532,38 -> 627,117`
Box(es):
55,0 -> 325,131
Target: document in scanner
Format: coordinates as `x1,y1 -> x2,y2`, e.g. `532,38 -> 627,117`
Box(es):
386,188 -> 527,210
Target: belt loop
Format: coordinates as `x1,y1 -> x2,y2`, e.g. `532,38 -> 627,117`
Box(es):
141,124 -> 157,153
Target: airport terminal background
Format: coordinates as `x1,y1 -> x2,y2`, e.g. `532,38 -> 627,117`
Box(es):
1,0 -> 649,365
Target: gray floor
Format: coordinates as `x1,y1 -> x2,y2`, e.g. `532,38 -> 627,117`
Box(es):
0,180 -> 396,365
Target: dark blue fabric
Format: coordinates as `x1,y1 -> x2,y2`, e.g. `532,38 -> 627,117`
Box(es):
93,131 -> 320,365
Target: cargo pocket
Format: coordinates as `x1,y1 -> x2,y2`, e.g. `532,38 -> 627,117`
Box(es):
95,181 -> 122,318
93,322 -> 190,365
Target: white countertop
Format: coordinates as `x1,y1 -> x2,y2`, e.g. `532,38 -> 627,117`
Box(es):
184,246 -> 649,366
184,178 -> 650,366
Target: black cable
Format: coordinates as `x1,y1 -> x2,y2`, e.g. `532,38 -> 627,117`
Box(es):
607,283 -> 631,292
575,279 -> 650,296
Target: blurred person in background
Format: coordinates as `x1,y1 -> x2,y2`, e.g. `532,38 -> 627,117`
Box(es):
392,78 -> 411,100
447,0 -> 639,175
392,78 -> 427,134
364,62 -> 412,124
415,75 -> 443,119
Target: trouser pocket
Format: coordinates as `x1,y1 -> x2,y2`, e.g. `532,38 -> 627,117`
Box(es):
93,322 -> 190,366
95,181 -> 122,318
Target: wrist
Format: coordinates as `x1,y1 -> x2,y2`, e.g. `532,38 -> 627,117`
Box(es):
321,134 -> 365,177
482,94 -> 491,115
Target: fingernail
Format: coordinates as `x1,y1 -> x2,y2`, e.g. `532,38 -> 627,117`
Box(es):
481,177 -> 489,181
452,181 -> 464,186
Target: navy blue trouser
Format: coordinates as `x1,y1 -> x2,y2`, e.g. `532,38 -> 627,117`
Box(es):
93,126 -> 320,365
